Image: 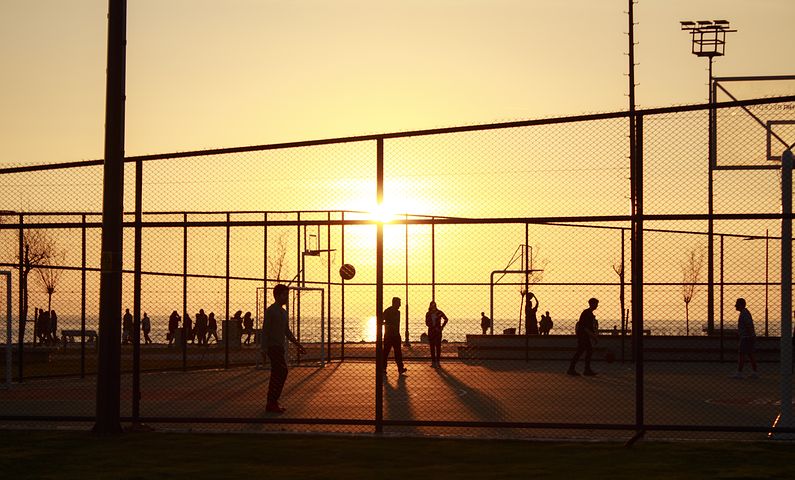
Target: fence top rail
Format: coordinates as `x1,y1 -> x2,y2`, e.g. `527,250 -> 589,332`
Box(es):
1,95 -> 794,176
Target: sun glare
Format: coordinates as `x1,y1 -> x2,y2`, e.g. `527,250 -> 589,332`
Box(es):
363,316 -> 378,342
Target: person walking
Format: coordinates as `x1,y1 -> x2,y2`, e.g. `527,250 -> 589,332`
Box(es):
382,297 -> 407,376
425,301 -> 449,367
183,312 -> 193,345
480,311 -> 492,335
732,298 -> 758,379
49,310 -> 58,344
262,284 -> 306,413
567,298 -> 599,376
141,312 -> 152,344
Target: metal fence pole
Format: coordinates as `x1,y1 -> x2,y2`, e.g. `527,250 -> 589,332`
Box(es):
777,149 -> 793,433
3,271 -> 11,388
375,138 -> 384,434
631,115 -> 645,441
327,212 -> 331,363
81,215 -> 86,378
132,156 -> 143,423
341,211 -> 345,361
225,212 -> 230,369
17,214 -> 23,383
182,213 -> 187,372
94,0 -> 126,435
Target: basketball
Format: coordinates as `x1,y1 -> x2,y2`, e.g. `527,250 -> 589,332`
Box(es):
605,351 -> 615,364
339,263 -> 356,280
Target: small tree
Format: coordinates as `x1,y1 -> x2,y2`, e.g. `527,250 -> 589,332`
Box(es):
613,258 -> 626,334
682,248 -> 705,336
16,229 -> 59,345
36,253 -> 64,315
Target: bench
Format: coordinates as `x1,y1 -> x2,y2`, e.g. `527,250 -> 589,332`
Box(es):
61,329 -> 98,344
597,328 -> 651,336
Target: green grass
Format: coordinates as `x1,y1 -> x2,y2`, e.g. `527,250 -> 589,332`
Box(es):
0,430 -> 793,479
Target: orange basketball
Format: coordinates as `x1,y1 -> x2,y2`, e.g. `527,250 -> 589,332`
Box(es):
339,263 -> 356,280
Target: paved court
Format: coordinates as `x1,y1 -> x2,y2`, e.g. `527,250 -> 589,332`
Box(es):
0,359 -> 790,440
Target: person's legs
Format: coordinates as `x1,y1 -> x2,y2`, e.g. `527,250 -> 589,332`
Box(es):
433,335 -> 442,365
583,343 -> 595,374
393,337 -> 405,372
267,346 -> 289,408
568,345 -> 583,374
382,337 -> 394,372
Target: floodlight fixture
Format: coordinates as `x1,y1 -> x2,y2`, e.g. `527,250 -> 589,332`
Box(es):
680,18 -> 736,58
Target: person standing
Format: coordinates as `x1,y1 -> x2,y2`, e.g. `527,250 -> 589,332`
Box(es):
540,311 -> 553,335
425,301 -> 449,367
183,312 -> 193,345
141,312 -> 152,344
262,284 -> 306,413
168,310 -> 180,346
567,298 -> 599,376
525,292 -> 539,335
49,310 -> 58,344
382,297 -> 407,376
195,309 -> 208,345
480,311 -> 492,335
733,298 -> 758,379
243,311 -> 255,345
207,312 -> 219,343
122,308 -> 133,345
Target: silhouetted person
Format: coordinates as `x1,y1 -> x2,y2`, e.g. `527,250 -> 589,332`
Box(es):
262,284 -> 305,413
183,312 -> 193,344
122,309 -> 133,345
232,310 -> 243,343
568,298 -> 599,376
540,311 -> 553,335
243,311 -> 255,344
525,292 -> 539,335
382,297 -> 407,375
425,301 -> 449,367
207,312 -> 219,343
142,312 -> 152,344
40,308 -> 52,345
168,310 -> 180,346
49,309 -> 58,343
480,312 -> 492,335
195,309 -> 208,345
732,298 -> 758,379
34,308 -> 45,345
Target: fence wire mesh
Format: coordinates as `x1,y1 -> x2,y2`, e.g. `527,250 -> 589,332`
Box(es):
0,95 -> 794,439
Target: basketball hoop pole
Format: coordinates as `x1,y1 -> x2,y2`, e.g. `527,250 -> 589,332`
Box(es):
775,149 -> 793,437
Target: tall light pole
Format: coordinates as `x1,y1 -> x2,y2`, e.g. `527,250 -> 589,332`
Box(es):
680,20 -> 736,335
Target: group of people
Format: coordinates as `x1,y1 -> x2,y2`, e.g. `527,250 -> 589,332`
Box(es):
121,309 -> 152,344
524,293 -> 554,335
33,307 -> 58,345
167,309 -> 219,346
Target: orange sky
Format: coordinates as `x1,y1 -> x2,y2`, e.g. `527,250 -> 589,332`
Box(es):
0,0 -> 792,166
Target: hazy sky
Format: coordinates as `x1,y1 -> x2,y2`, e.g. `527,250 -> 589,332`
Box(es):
0,0 -> 792,165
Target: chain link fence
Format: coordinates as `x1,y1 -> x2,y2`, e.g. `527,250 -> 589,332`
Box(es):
1,94 -> 794,439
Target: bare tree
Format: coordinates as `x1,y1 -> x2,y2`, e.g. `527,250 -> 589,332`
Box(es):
36,252 -> 65,314
682,248 -> 705,336
267,231 -> 289,288
16,229 -> 59,345
613,258 -> 626,334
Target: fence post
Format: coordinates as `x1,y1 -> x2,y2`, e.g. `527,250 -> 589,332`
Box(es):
17,214 -> 23,383
3,271 -> 11,388
182,213 -> 187,372
225,212 -> 230,369
132,155 -> 143,423
630,114 -> 645,442
776,149 -> 793,435
375,138 -> 384,434
341,211 -> 345,361
81,215 -> 86,378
